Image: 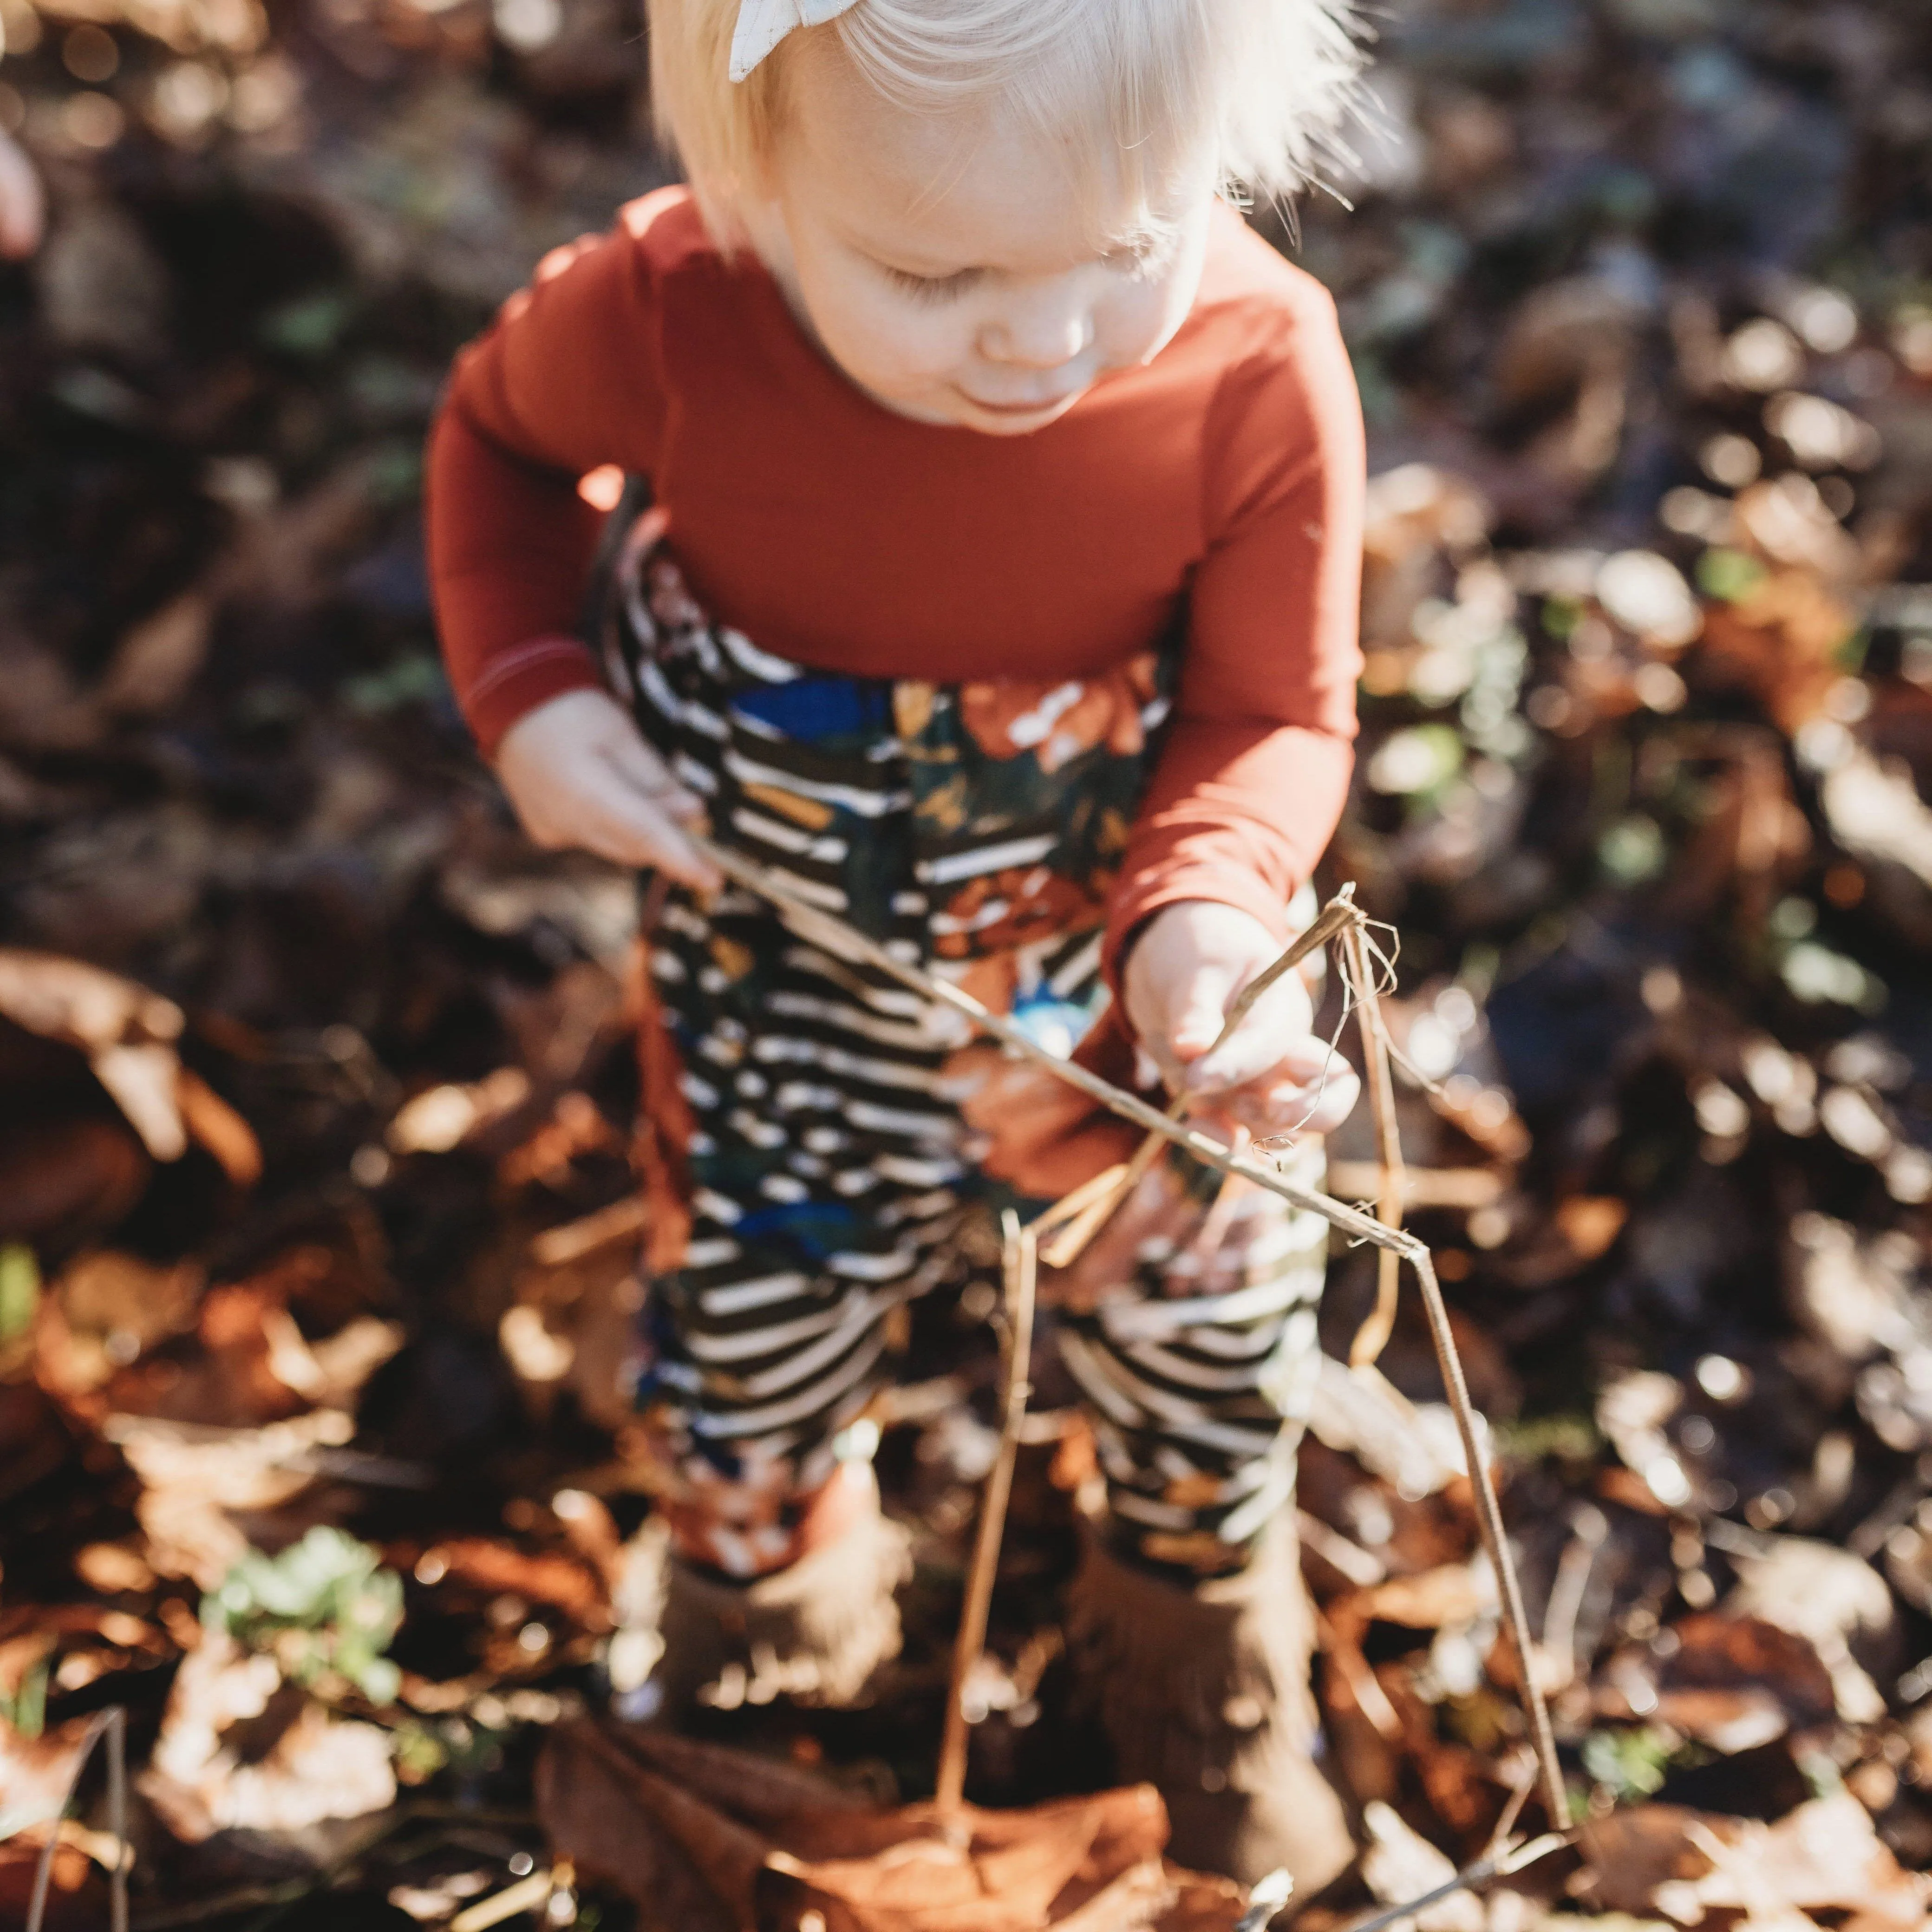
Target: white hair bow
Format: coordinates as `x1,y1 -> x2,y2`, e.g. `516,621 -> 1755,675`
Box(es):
730,0 -> 861,80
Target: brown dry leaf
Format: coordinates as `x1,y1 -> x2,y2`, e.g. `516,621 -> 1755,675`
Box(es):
101,1270 -> 397,1433
1698,566 -> 1857,735
766,1787 -> 1172,1932
1820,745 -> 1932,900
424,1538 -> 609,1627
73,1541 -> 157,1595
107,1408 -> 355,1586
141,1633 -> 396,1842
503,1231 -> 645,1430
0,1831 -> 103,1932
1426,1077 -> 1531,1164
97,590 -> 211,717
1360,1801 -> 1481,1932
0,1115 -> 150,1249
0,949 -> 184,1060
1361,464 -> 1493,658
46,1250 -> 204,1395
1593,1612 -> 1837,1750
0,1713 -> 92,1839
536,1721 -> 797,1932
0,952 -> 261,1183
1316,1617 -> 1404,1806
0,1381 -> 73,1515
388,1066 -> 532,1155
0,950 -> 187,1158
1724,1536 -> 1893,1724
1704,1793 -> 1925,1924
539,1719 -> 1188,1932
1347,1562 -> 1496,1635
1152,1868 -> 1246,1932
1308,1358 -> 1472,1499
174,1067 -> 263,1187
497,1089 -> 622,1187
1582,1794 -> 1928,1925
1554,1196 -> 1628,1262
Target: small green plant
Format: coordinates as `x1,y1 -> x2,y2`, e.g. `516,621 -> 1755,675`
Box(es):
205,1526 -> 404,1705
1581,1724 -> 1706,1803
0,1244 -> 39,1345
0,1658 -> 48,1739
1696,547 -> 1767,603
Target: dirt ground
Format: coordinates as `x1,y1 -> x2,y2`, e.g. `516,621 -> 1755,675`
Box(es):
4,0 -> 1932,1925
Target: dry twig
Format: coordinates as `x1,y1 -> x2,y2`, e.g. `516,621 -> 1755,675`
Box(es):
1340,921 -> 1406,1369
934,1213 -> 1038,1813
28,1705 -> 127,1932
686,833 -> 1571,1830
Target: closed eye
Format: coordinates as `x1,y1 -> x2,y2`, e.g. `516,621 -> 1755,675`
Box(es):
881,263 -> 985,305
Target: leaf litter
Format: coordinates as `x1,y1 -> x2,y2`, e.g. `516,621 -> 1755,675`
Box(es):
7,0 -> 1932,1924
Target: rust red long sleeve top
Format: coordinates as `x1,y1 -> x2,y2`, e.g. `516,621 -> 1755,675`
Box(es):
427,187 -> 1364,972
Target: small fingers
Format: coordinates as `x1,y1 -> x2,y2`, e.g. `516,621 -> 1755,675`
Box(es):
1184,1048 -> 1360,1139
591,740 -> 720,889
524,781 -> 718,890
1182,974 -> 1312,1096
1279,1058 -> 1361,1136
604,803 -> 720,891
601,720 -> 707,822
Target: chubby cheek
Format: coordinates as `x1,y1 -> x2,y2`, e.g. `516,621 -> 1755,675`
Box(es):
798,263 -> 965,403
1095,267 -> 1194,370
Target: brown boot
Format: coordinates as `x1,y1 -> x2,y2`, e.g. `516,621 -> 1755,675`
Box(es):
645,1474 -> 913,1718
1065,1520 -> 1356,1893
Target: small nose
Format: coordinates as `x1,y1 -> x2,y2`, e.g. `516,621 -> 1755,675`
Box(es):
980,288 -> 1092,369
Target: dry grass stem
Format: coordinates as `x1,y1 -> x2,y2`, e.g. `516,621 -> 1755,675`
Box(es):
934,1214 -> 1038,1814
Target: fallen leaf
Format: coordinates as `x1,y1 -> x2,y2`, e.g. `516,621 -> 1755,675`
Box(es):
141,1633 -> 396,1841
538,1719 -> 1201,1932
1583,1794 -> 1929,1925
1360,1800 -> 1481,1932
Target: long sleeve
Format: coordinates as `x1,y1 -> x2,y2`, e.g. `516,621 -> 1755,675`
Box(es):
1103,281 -> 1364,976
426,202 -> 676,756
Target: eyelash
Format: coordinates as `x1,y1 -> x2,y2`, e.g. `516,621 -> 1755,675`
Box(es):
884,266 -> 983,305
881,247 -> 1164,304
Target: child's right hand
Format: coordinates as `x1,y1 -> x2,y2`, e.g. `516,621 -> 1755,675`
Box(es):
494,688 -> 721,892
0,131 -> 44,260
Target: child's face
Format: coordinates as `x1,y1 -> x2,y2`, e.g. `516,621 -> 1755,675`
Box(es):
748,38 -> 1217,435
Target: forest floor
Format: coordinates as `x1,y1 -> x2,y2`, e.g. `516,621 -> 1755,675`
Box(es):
4,0 -> 1932,1925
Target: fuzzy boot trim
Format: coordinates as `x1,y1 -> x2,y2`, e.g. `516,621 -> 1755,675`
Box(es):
650,1481 -> 912,1717
1066,1515 -> 1355,1892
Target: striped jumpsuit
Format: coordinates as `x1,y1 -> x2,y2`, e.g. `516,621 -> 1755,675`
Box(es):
602,500 -> 1330,1580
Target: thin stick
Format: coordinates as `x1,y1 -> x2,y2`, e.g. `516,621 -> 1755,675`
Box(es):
1264,1831 -> 1574,1932
1410,1246 -> 1567,1830
1483,1755 -> 1538,1862
934,1214 -> 1038,1813
1041,890 -> 1362,1271
1342,923 -> 1405,1369
28,1705 -> 128,1932
685,834 -> 1569,1828
110,1705 -> 126,1932
689,833 -> 1403,1256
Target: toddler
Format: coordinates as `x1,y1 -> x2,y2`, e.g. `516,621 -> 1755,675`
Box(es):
428,0 -> 1367,1889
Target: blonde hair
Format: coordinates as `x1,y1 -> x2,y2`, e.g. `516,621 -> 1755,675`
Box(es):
648,0 -> 1364,249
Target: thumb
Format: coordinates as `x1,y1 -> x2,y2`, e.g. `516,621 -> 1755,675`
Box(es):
600,713 -> 704,818
1169,964 -> 1241,1066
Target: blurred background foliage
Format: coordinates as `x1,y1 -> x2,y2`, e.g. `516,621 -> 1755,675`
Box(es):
5,0 -> 1932,1924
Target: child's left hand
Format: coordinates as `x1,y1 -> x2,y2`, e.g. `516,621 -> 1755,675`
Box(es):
1123,900 -> 1359,1138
